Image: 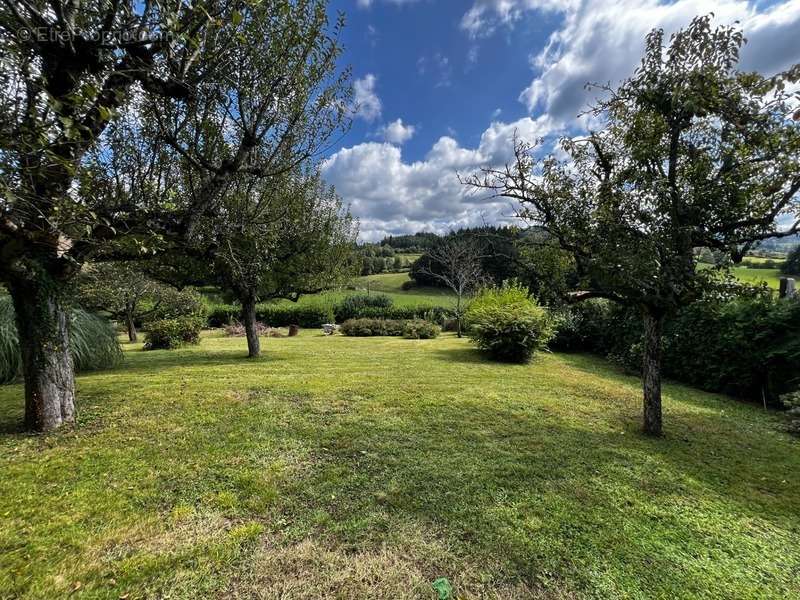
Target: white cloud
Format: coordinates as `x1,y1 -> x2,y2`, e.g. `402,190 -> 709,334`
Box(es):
461,0 -> 574,38
357,0 -> 422,8
381,118 -> 417,144
323,116 -> 559,240
353,74 -> 382,122
460,0 -> 800,124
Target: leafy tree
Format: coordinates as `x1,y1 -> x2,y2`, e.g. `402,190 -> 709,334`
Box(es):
415,237 -> 486,337
78,262 -> 204,342
0,0 -> 349,430
467,17 -> 800,435
209,169 -> 358,358
781,245 -> 800,275
78,263 -> 161,342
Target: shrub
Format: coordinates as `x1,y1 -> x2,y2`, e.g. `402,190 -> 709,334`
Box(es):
551,292 -> 800,404
256,304 -> 329,328
0,297 -> 122,384
207,304 -> 240,327
335,294 -> 393,321
143,316 -> 204,350
402,319 -> 440,339
780,390 -> 800,436
341,318 -> 408,337
223,321 -> 285,338
400,280 -> 416,291
145,288 -> 207,323
465,282 -> 554,363
782,245 -> 800,275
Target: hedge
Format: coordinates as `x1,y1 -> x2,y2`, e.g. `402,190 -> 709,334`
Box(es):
552,293 -> 800,404
207,301 -> 453,329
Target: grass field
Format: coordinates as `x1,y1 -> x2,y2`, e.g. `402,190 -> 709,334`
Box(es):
1,332 -> 798,599
698,263 -> 784,289
265,271 -> 456,311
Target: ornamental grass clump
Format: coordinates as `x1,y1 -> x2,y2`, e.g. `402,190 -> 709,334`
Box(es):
466,281 -> 553,363
0,297 -> 122,384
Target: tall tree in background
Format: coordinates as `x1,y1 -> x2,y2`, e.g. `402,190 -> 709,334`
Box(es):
467,16 -> 800,436
0,0 -> 350,431
416,237 -> 486,337
210,169 -> 358,358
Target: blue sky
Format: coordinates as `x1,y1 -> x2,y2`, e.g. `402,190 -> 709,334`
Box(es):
321,0 -> 800,241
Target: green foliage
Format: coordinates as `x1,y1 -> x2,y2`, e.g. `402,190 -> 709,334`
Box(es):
780,390 -> 800,436
0,297 -> 121,384
340,318 -> 438,337
143,317 -> 204,351
144,288 -> 207,323
336,294 -> 393,321
402,319 -> 441,339
552,294 -> 800,403
465,282 -> 554,363
782,245 -> 800,275
206,299 -> 453,329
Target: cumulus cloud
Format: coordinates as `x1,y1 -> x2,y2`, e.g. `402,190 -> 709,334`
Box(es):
381,118 -> 417,144
353,74 -> 382,122
323,116 -> 559,240
462,0 -> 800,124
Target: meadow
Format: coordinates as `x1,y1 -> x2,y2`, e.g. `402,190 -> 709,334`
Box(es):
1,331 -> 798,599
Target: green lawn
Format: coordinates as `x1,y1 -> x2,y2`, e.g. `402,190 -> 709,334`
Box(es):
698,263 -> 784,289
730,266 -> 784,289
1,332 -> 798,598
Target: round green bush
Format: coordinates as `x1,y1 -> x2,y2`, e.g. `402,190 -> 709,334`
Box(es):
402,319 -> 441,339
143,316 -> 204,350
465,282 -> 554,363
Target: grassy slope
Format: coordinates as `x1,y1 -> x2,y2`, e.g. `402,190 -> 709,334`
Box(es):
1,333 -> 798,599
267,271 -> 455,310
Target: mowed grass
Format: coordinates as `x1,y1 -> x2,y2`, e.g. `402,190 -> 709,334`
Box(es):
1,332 -> 799,599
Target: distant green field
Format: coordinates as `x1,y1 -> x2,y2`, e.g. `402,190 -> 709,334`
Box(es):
267,272 -> 455,310
698,263 -> 783,290
731,266 -> 783,289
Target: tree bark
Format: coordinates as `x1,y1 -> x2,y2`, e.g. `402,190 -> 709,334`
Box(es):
455,294 -> 463,338
8,277 -> 76,432
642,310 -> 664,436
242,295 -> 261,358
125,311 -> 138,343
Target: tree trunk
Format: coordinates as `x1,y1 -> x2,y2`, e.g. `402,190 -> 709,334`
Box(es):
242,295 -> 261,358
456,295 -> 463,338
125,312 -> 137,343
8,277 -> 76,432
642,310 -> 664,436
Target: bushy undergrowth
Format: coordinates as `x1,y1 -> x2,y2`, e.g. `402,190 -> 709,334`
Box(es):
552,292 -> 800,404
0,297 -> 122,384
340,318 -> 439,338
207,299 -> 453,329
143,316 -> 204,350
780,390 -> 800,435
336,294 -> 393,322
401,319 -> 441,339
145,288 -> 207,324
466,282 -> 554,363
223,321 -> 285,338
